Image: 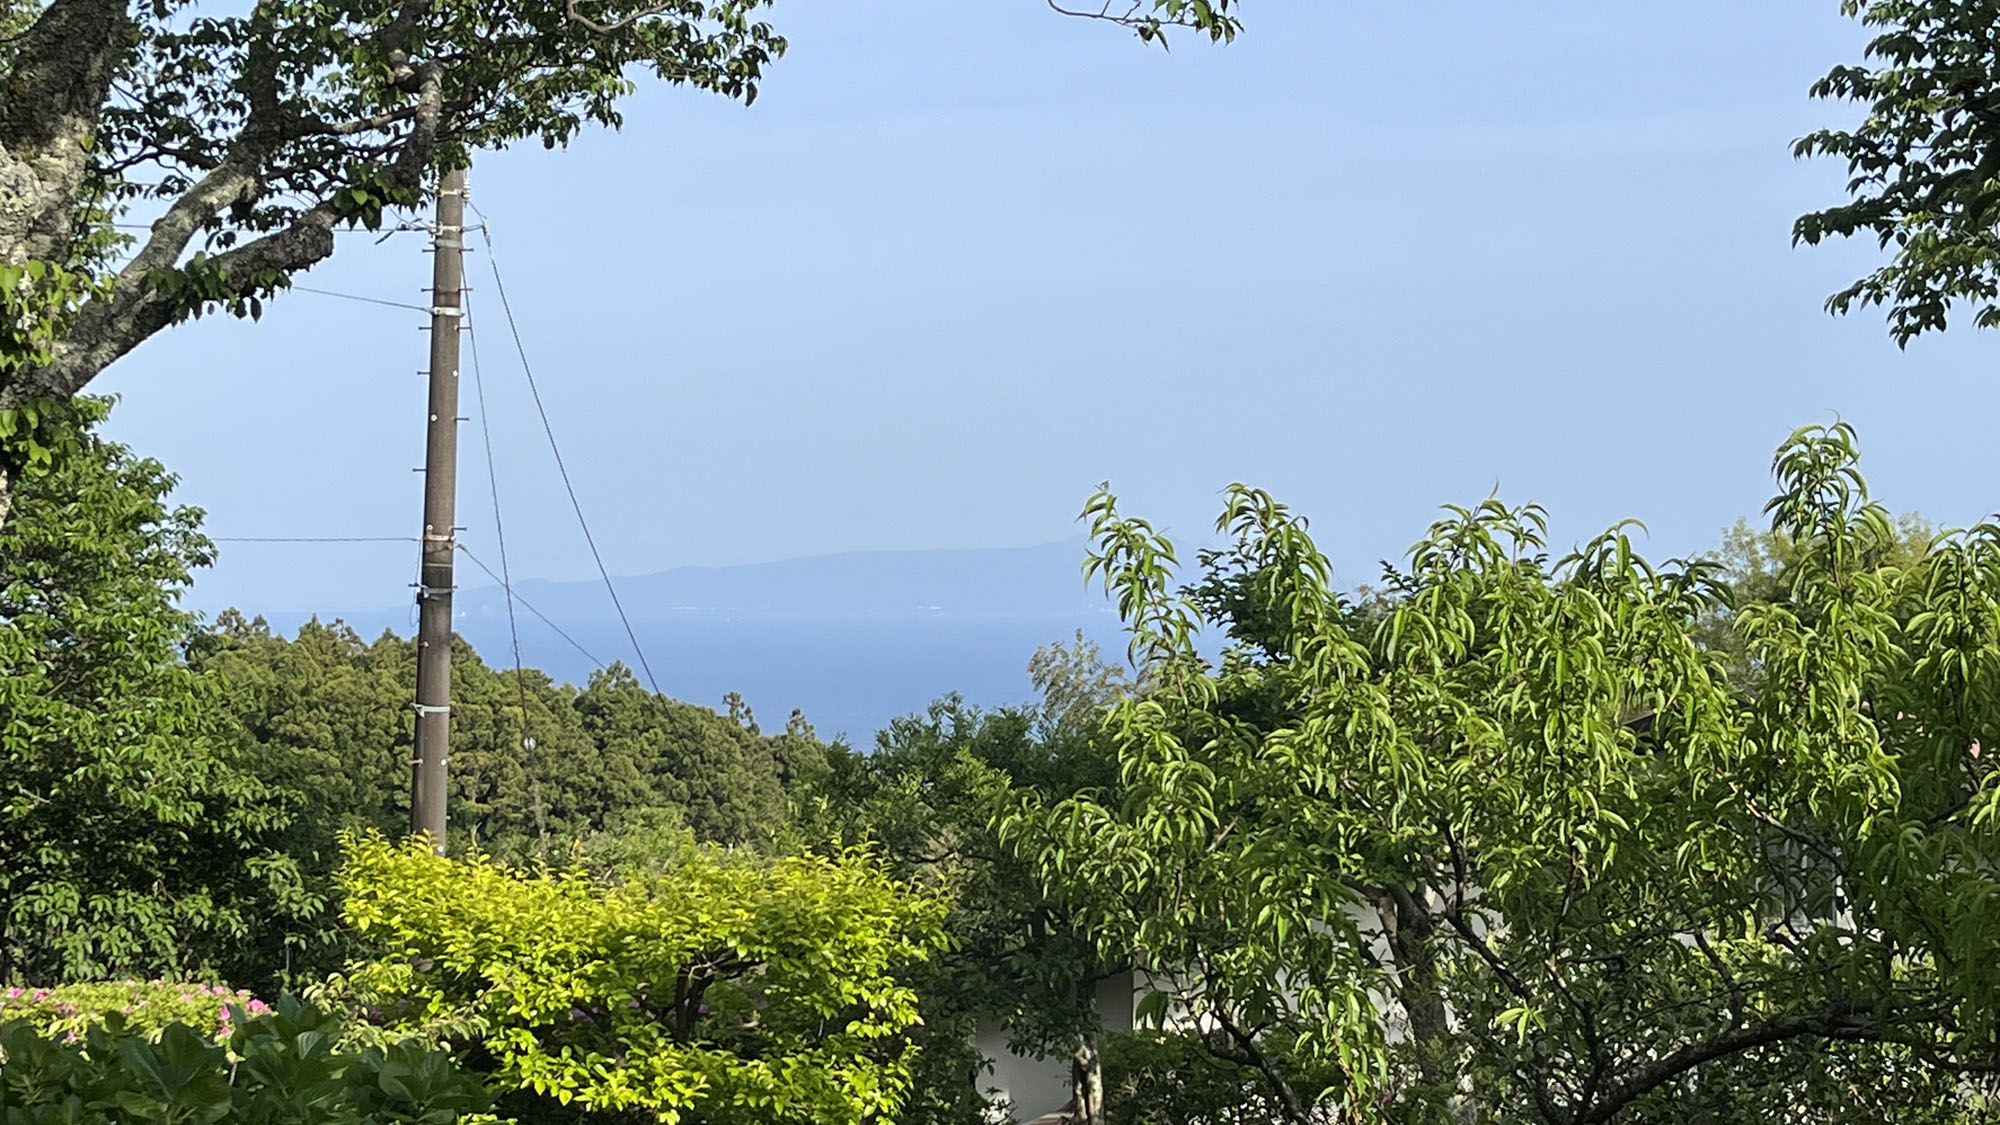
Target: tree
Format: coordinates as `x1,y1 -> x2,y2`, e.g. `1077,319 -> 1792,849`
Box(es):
795,699 -> 1119,1125
199,622 -> 805,864
574,665 -> 789,848
787,635 -> 1132,1125
1794,0 -> 2000,344
1007,423 -> 2000,1123
0,0 -> 1243,530
333,833 -> 948,1125
0,399 -> 314,990
1693,511 -> 1934,690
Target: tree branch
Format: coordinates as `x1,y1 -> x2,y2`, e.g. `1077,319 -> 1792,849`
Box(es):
564,0 -> 682,35
16,63 -> 447,405
1577,1006 -> 1880,1124
1046,0 -> 1148,28
1208,1007 -> 1312,1125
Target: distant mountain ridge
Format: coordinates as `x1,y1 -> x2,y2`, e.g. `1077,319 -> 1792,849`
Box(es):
455,538 -> 1115,622
242,540 -> 1128,740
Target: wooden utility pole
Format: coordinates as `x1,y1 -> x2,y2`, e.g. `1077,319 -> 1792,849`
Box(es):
412,165 -> 466,852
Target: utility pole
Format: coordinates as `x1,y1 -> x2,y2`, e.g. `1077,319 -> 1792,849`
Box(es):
412,165 -> 466,853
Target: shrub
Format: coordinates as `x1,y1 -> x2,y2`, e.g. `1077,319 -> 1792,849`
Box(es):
0,995 -> 494,1125
332,833 -> 949,1125
0,980 -> 271,1043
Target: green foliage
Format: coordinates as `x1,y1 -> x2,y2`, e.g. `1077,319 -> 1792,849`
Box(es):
1053,0 -> 1245,46
196,627 -> 804,868
0,982 -> 271,1045
1795,0 -> 2000,344
0,397 -> 88,477
791,678 -> 1124,1125
1693,511 -> 1934,689
83,0 -> 784,322
0,399 -> 315,990
0,997 -> 495,1125
330,834 -> 947,1125
0,262 -> 95,375
1100,1031 -> 1343,1125
1006,423 -> 2000,1122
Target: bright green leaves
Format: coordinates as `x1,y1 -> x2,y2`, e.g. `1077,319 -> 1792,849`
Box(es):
0,398 -> 83,475
1795,0 -> 2000,345
333,835 -> 946,1125
1013,425 -> 2000,1122
0,260 -> 97,377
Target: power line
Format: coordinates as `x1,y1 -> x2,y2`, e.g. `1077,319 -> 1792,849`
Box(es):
468,207 -> 662,696
464,288 -> 551,855
464,295 -> 529,688
457,542 -> 609,673
110,222 -> 412,235
205,533 -> 609,676
213,535 -> 415,543
288,285 -> 429,313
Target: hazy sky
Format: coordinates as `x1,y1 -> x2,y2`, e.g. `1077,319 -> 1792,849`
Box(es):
94,2 -> 2000,615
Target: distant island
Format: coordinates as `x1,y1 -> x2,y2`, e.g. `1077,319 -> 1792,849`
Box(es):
229,540 -> 1131,740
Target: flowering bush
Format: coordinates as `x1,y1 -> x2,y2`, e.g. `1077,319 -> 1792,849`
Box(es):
0,979 -> 270,1043
0,995 -> 495,1125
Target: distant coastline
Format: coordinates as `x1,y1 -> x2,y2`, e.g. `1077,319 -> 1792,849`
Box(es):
210,540 -> 1134,741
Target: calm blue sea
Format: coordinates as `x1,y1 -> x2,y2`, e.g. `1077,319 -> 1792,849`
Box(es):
266,609 -> 1131,745
474,613 -> 1132,744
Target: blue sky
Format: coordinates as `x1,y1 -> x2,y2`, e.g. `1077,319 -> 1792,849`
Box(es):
94,1 -> 2000,616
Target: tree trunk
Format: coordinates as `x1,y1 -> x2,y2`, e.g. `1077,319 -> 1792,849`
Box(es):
1380,885 -> 1477,1121
1070,1030 -> 1104,1125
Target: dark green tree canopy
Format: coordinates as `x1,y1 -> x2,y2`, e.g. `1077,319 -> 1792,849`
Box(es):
0,398 -> 313,989
0,0 -> 784,412
1795,0 -> 2000,344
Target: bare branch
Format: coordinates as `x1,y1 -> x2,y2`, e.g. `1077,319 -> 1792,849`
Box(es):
25,200 -> 338,404
1046,0 -> 1147,27
564,0 -> 681,35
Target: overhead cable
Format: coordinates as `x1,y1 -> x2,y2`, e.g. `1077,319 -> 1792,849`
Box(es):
464,288 -> 552,854
456,542 -> 610,674
468,205 -> 662,696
